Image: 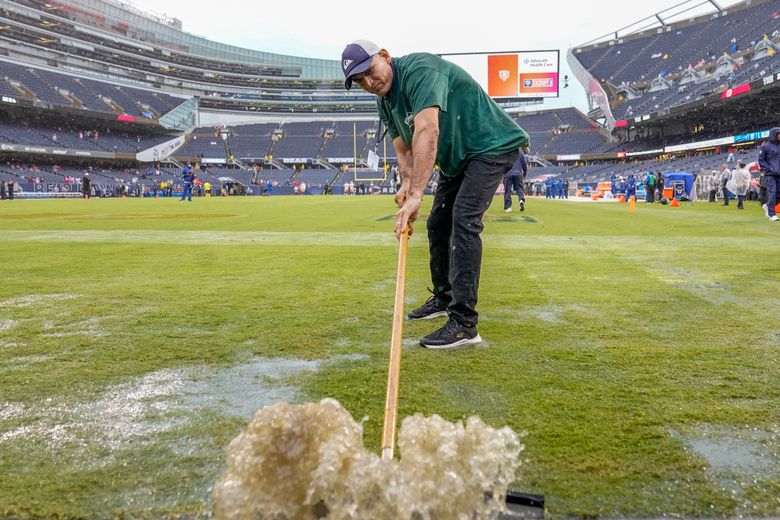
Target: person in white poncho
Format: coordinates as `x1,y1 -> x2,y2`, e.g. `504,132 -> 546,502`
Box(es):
727,161 -> 752,210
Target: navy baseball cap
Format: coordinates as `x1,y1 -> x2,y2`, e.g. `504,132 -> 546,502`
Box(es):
342,40 -> 381,90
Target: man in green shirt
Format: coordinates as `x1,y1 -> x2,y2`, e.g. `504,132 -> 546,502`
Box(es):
342,40 -> 529,349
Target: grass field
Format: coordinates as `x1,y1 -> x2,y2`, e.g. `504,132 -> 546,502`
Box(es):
1,194 -> 779,519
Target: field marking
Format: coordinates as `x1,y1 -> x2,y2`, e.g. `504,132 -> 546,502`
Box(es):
2,230 -> 779,251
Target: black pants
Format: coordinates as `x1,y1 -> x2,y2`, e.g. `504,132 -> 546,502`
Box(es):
767,175 -> 779,217
722,183 -> 729,205
503,174 -> 525,210
427,151 -> 517,328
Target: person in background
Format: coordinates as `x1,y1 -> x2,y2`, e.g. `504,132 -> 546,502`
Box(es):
545,175 -> 554,199
503,149 -> 527,213
728,161 -> 751,209
81,172 -> 91,200
758,127 -> 780,221
719,163 -> 732,206
708,170 -> 718,202
626,174 -> 637,201
556,177 -> 565,199
342,39 -> 529,349
180,162 -> 195,202
644,171 -> 657,203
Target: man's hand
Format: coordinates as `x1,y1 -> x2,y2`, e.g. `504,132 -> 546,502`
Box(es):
394,194 -> 421,239
394,180 -> 410,207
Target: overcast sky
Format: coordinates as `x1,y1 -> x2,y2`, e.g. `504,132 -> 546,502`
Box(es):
125,0 -> 745,112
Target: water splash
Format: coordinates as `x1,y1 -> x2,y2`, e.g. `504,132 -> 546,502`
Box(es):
214,399 -> 523,519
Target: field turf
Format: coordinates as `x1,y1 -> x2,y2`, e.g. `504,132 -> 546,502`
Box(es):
0,195 -> 778,518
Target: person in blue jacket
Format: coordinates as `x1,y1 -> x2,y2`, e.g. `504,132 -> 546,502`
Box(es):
180,162 -> 196,202
556,177 -> 565,199
758,127 -> 780,221
626,174 -> 637,201
545,176 -> 554,198
503,149 -> 527,212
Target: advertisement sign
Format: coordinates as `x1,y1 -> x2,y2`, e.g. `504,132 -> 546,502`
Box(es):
487,54 -> 519,98
441,50 -> 560,100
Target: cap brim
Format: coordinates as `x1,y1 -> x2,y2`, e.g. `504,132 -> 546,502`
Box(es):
344,57 -> 373,90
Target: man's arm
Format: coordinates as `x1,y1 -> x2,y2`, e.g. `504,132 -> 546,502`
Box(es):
394,106 -> 439,238
757,145 -> 769,173
393,137 -> 413,204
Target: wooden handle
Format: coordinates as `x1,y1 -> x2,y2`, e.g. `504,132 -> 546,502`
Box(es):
381,229 -> 408,460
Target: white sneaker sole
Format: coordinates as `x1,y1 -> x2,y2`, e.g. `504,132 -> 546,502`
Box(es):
420,334 -> 482,349
408,310 -> 448,320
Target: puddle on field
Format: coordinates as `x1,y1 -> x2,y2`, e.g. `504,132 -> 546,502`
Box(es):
370,279 -> 394,292
5,355 -> 52,368
445,382 -> 507,412
180,358 -> 320,419
0,293 -> 79,308
673,424 -> 780,500
0,354 -> 371,454
0,402 -> 25,421
486,303 -> 589,325
0,319 -> 18,331
42,316 -> 107,338
333,337 -> 352,348
689,437 -> 771,475
641,265 -> 742,305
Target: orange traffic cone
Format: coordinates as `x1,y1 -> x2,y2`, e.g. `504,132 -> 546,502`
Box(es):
628,195 -> 636,213
670,197 -> 680,207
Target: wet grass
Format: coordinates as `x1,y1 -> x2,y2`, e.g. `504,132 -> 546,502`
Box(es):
0,195 -> 779,518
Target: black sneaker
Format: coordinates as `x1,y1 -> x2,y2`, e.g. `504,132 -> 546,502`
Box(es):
519,200 -> 525,212
408,290 -> 448,320
420,317 -> 482,349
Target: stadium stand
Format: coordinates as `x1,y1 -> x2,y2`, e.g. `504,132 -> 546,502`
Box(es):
571,0 -> 780,125
2,0 -> 779,197
294,169 -> 341,187
227,136 -> 272,162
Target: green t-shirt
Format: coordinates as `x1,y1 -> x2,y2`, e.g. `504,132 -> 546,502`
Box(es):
377,52 -> 529,177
